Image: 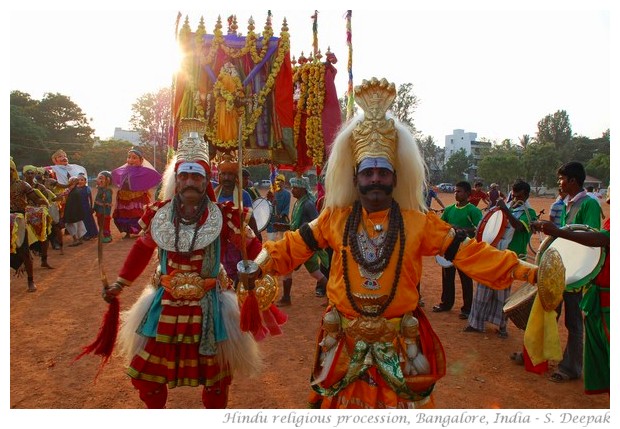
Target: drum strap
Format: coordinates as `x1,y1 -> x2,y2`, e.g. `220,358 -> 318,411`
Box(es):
444,229 -> 467,261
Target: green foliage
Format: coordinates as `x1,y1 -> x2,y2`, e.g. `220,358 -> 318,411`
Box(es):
444,149 -> 474,183
79,139 -> 134,176
522,142 -> 560,190
586,153 -> 610,186
130,88 -> 171,146
10,91 -> 94,168
389,83 -> 419,133
418,135 -> 444,184
536,109 -> 572,148
477,144 -> 524,190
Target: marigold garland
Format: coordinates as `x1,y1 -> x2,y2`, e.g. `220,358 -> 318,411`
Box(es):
204,30 -> 290,150
292,61 -> 326,166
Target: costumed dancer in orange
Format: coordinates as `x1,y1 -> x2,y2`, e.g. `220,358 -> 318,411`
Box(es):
247,78 -> 546,409
112,148 -> 161,239
101,127 -> 266,408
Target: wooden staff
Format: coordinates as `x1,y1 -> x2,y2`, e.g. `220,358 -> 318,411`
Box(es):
237,106 -> 249,262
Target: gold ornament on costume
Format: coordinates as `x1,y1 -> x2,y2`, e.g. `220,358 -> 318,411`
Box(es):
237,274 -> 279,311
176,118 -> 210,165
351,77 -> 398,168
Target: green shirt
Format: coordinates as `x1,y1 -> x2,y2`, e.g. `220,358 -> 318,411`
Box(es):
566,195 -> 601,229
507,207 -> 537,259
441,203 -> 483,232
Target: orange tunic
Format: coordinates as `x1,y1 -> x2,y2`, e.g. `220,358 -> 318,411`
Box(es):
261,206 -> 532,409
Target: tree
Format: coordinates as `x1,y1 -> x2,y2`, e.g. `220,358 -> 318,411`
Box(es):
518,134 -> 535,149
389,82 -> 419,134
536,109 -> 572,149
10,104 -> 48,166
418,135 -> 444,184
130,87 -> 172,171
586,153 -> 610,187
79,139 -> 134,176
477,144 -> 524,191
443,148 -> 473,183
10,91 -> 95,168
522,141 -> 560,192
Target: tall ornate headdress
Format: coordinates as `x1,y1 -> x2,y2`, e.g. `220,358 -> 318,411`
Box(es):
175,118 -> 210,166
351,77 -> 398,168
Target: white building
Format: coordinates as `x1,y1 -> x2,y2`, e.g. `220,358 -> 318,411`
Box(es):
444,129 -> 491,181
113,127 -> 142,146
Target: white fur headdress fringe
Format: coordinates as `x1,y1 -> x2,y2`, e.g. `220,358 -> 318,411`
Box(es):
117,284 -> 158,365
217,288 -> 264,378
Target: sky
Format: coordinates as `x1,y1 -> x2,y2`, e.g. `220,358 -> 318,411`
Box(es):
5,1 -> 613,149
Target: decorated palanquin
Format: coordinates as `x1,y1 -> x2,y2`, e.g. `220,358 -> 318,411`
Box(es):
171,13 -> 295,165
170,12 -> 342,172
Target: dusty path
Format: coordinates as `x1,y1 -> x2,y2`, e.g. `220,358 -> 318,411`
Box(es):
9,195 -> 610,410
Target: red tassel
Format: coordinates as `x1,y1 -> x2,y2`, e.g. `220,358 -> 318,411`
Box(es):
73,297 -> 120,380
239,290 -> 262,334
267,303 -> 289,325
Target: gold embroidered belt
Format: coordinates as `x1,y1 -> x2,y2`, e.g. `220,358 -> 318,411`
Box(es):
158,271 -> 216,300
344,315 -> 399,343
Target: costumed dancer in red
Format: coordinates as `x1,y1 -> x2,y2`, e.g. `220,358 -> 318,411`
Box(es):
112,148 -> 161,239
101,126 -> 265,408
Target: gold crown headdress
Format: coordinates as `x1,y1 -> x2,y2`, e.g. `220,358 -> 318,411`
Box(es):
351,77 -> 397,167
176,118 -> 210,165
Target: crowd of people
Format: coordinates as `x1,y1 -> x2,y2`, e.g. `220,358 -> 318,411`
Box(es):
10,78 -> 609,408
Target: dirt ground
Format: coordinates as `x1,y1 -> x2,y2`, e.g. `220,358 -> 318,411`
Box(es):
9,193 -> 610,410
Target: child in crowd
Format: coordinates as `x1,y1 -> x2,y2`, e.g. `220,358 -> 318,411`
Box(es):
76,174 -> 98,240
94,171 -> 114,243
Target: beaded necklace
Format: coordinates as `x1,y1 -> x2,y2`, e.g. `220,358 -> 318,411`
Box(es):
342,199 -> 405,317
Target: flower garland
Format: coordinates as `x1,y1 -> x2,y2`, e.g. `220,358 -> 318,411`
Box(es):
292,61 -> 326,166
203,16 -> 274,67
213,73 -> 244,112
204,30 -> 290,150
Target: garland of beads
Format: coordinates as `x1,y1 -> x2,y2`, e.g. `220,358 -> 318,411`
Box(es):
347,200 -> 400,273
342,199 -> 406,317
172,194 -> 210,256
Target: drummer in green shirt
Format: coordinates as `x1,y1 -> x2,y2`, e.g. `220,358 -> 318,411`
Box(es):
433,181 -> 483,318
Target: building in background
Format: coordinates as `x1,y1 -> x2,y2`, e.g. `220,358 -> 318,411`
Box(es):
113,128 -> 141,146
444,129 -> 491,181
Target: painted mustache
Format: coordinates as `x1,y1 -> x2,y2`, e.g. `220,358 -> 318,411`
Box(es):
359,183 -> 393,195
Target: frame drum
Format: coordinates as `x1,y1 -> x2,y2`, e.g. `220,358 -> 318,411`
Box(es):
252,197 -> 273,233
476,207 -> 508,247
536,224 -> 606,291
10,213 -> 26,253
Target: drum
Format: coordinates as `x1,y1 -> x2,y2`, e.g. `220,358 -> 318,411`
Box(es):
435,255 -> 453,268
10,213 -> 26,253
251,197 -> 273,233
476,207 -> 508,247
49,202 -> 60,223
536,224 -> 606,291
503,282 -> 537,330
